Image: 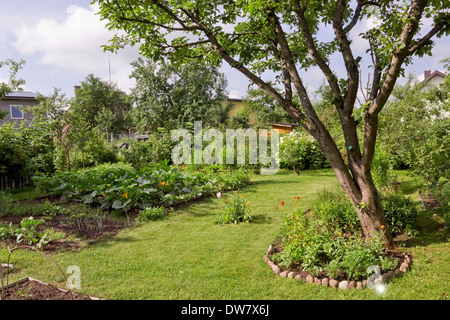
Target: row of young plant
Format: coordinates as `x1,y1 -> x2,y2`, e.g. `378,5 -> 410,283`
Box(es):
0,196 -> 109,247
271,187 -> 419,281
32,162 -> 252,214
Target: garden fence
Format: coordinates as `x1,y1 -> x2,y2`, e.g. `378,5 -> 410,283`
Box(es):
0,174 -> 34,191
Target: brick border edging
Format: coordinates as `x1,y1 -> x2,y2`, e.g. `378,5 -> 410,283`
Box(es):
263,244 -> 412,289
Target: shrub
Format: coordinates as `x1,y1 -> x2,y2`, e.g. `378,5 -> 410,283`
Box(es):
214,192 -> 252,224
380,193 -> 418,235
313,197 -> 360,233
279,130 -> 329,174
371,145 -> 391,189
312,187 -> 419,236
121,128 -> 176,170
137,206 -> 167,222
277,208 -> 397,280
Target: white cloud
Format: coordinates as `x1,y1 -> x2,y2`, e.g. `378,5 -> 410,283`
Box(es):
12,3 -> 139,93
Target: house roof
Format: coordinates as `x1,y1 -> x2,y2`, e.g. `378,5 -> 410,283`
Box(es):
3,91 -> 39,100
423,70 -> 446,83
271,122 -> 299,128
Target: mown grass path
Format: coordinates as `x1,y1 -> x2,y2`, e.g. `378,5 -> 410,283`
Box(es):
2,169 -> 448,300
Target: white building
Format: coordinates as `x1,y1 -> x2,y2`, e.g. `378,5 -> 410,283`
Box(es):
421,69 -> 446,91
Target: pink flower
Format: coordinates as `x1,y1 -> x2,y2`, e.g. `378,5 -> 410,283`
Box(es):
217,192 -> 222,198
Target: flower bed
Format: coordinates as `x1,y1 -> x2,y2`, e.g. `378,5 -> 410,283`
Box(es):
263,244 -> 412,289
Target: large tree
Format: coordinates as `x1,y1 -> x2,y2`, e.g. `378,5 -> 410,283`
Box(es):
129,58 -> 229,132
96,0 -> 449,247
71,74 -> 132,134
0,59 -> 25,119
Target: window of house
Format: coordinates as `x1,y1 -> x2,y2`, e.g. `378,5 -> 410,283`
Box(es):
10,105 -> 24,119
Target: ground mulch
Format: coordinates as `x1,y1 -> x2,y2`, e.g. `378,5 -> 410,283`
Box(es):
0,202 -> 133,300
1,278 -> 98,300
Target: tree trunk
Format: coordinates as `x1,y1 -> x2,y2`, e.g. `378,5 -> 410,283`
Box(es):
348,173 -> 394,248
308,122 -> 395,248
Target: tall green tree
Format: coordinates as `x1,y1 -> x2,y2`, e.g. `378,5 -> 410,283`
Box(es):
33,88 -> 73,172
379,60 -> 449,187
0,59 -> 25,119
129,58 -> 229,132
96,0 -> 450,247
242,86 -> 293,128
71,74 -> 132,134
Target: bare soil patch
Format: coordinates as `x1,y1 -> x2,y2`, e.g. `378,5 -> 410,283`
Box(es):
1,277 -> 98,300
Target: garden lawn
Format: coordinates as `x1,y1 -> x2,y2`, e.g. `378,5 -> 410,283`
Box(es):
1,169 -> 449,300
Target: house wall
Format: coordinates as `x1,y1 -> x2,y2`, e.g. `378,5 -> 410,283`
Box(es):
425,76 -> 445,88
0,98 -> 38,126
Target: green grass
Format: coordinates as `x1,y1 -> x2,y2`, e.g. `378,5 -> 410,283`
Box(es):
1,169 -> 449,300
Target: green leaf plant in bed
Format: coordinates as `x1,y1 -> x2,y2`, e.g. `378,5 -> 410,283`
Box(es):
33,163 -> 252,214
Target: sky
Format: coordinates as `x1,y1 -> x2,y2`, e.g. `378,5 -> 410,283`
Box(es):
0,0 -> 448,100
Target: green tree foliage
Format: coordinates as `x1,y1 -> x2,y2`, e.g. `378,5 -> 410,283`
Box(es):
31,88 -> 73,172
379,59 -> 449,208
129,58 -> 229,132
0,59 -> 26,119
242,87 -> 293,128
71,74 -> 132,134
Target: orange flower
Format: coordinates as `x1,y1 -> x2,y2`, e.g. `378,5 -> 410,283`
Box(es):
380,225 -> 385,229
160,181 -> 166,186
275,206 -> 278,209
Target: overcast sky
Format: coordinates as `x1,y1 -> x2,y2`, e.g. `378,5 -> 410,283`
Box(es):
0,0 -> 448,100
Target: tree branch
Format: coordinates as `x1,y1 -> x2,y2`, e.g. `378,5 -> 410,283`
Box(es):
344,0 -> 364,33
407,23 -> 444,55
368,0 -> 429,116
333,0 -> 360,112
293,0 -> 343,105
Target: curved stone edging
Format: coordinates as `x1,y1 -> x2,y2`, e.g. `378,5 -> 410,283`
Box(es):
263,244 -> 412,289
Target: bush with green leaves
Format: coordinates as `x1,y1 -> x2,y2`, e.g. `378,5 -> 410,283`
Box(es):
137,206 -> 167,222
371,145 -> 391,189
121,128 -> 176,170
279,130 -> 329,174
277,208 -> 397,280
214,192 -> 252,224
311,187 -> 419,237
380,193 -> 419,236
312,195 -> 360,232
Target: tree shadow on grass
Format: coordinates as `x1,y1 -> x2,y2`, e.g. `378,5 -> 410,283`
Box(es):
250,214 -> 273,224
395,208 -> 449,248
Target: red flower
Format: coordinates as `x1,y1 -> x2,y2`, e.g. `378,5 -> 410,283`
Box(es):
296,197 -> 300,200
275,206 -> 278,209
280,201 -> 285,206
